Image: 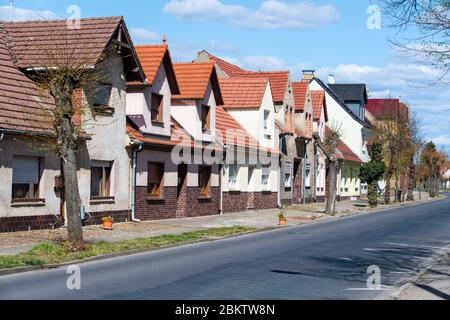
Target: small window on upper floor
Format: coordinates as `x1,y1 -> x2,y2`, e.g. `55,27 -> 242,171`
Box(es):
201,105 -> 211,132
151,93 -> 164,123
92,84 -> 113,115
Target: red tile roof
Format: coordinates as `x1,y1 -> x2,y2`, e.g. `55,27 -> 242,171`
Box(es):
197,52 -> 289,105
2,17 -> 122,69
133,44 -> 179,93
292,81 -> 308,111
219,77 -> 268,109
216,106 -> 278,153
206,53 -> 246,76
366,99 -> 401,119
310,90 -> 328,121
233,71 -> 289,104
172,62 -> 223,104
126,116 -> 194,148
0,25 -> 55,135
325,126 -> 362,163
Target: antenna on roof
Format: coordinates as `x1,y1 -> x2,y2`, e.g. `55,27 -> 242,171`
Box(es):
162,35 -> 167,44
9,0 -> 13,21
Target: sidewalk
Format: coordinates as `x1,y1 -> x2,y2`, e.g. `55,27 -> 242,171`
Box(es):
0,191 -> 440,256
395,252 -> 450,300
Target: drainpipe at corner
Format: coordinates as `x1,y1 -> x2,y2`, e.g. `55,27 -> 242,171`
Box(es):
313,143 -> 318,203
0,129 -> 4,142
130,140 -> 143,222
220,145 -> 229,215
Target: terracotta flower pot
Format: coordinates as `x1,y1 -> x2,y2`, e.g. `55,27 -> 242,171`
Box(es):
102,221 -> 113,230
278,219 -> 287,226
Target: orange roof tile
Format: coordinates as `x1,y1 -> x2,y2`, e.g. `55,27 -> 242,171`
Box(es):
219,77 -> 268,109
208,54 -> 246,76
292,81 -> 309,111
232,70 -> 289,104
311,90 -> 327,121
133,45 -> 179,93
172,62 -> 223,104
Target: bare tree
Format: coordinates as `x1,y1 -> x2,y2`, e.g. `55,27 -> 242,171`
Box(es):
313,127 -> 341,216
380,0 -> 450,84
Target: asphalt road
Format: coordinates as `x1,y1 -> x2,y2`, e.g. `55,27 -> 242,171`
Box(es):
0,194 -> 449,300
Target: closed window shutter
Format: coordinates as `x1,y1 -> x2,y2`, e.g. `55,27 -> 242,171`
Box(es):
13,156 -> 39,184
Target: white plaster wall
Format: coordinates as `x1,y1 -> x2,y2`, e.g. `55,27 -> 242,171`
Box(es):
126,64 -> 172,137
171,81 -> 217,144
0,137 -> 61,218
310,79 -> 363,158
135,149 -> 178,187
79,52 -> 130,213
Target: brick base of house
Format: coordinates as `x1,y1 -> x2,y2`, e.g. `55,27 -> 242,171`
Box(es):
84,210 -> 130,226
184,187 -> 220,217
222,191 -> 278,213
316,195 -> 326,203
135,186 -> 178,220
0,215 -> 62,233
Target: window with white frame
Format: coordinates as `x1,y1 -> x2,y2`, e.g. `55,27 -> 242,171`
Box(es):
283,161 -> 292,189
228,164 -> 238,190
12,156 -> 42,201
91,161 -> 113,198
261,165 -> 270,191
305,164 -> 311,188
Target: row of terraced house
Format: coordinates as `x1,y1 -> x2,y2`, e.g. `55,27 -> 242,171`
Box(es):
0,16 -> 404,232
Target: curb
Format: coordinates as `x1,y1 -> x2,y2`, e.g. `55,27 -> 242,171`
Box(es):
0,227 -> 272,277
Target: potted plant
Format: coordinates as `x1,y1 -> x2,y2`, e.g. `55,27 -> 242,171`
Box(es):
278,211 -> 287,226
102,216 -> 114,230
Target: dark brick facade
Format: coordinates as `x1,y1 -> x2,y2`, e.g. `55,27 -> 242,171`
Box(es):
223,191 -> 278,213
184,187 -> 220,217
0,215 -> 62,233
135,186 -> 178,220
254,192 -> 278,210
84,210 -> 130,225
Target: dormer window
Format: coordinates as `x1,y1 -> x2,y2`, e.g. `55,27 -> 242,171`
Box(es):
151,93 -> 164,123
201,105 -> 211,132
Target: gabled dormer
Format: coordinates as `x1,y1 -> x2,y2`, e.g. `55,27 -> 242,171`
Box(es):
126,40 -> 179,138
328,83 -> 368,122
170,62 -> 223,143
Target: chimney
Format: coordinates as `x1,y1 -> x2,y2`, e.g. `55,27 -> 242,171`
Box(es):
302,70 -> 315,81
328,74 -> 335,84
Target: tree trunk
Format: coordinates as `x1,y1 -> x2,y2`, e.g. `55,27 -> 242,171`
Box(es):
384,170 -> 392,205
50,77 -> 83,242
326,160 -> 338,216
368,180 -> 378,207
63,141 -> 83,241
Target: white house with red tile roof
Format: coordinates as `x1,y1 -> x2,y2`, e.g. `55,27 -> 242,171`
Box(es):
0,17 -> 145,232
196,51 -> 303,207
218,77 -> 280,210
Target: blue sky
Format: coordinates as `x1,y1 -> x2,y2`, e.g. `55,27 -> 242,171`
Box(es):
1,0 -> 449,153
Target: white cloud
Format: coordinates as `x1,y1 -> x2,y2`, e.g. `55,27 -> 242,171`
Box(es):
0,6 -> 58,21
130,28 -> 160,43
163,0 -> 339,29
431,135 -> 450,147
208,40 -> 238,53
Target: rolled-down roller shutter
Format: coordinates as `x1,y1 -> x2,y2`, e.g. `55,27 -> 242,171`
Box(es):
12,156 -> 40,184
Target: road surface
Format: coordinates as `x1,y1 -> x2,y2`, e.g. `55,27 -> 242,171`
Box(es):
0,194 -> 449,300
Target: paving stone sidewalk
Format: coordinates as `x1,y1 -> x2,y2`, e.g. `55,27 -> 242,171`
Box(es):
0,192 -> 438,256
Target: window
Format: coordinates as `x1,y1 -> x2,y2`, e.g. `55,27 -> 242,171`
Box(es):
93,84 -> 112,107
305,167 -> 311,188
198,166 -> 211,196
91,161 -> 112,198
261,166 -> 270,191
148,162 -> 164,198
12,156 -> 41,200
264,110 -> 270,131
201,105 -> 211,131
228,164 -> 238,190
151,93 -> 164,122
284,173 -> 292,188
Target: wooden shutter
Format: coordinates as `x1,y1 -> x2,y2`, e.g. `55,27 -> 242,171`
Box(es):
13,156 -> 39,184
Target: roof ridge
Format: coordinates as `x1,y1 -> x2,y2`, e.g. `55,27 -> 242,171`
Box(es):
1,16 -> 123,25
